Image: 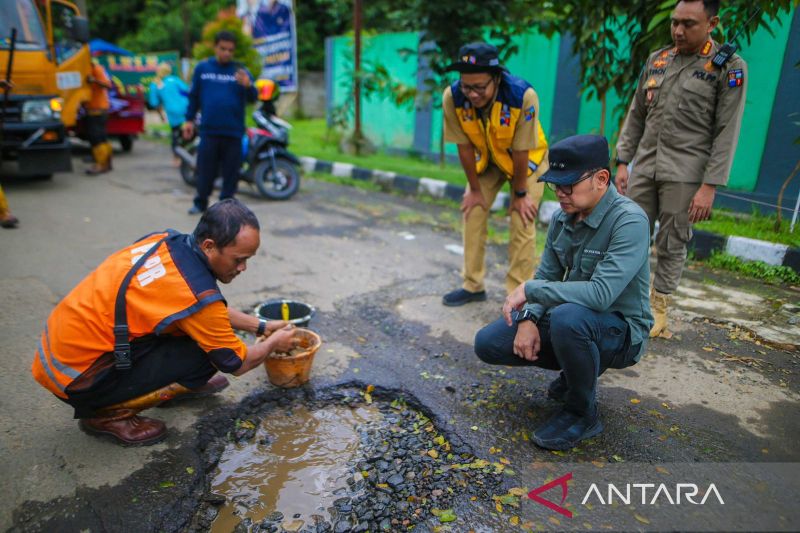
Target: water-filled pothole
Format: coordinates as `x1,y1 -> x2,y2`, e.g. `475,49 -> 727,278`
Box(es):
210,404 -> 380,532
192,387 -> 508,532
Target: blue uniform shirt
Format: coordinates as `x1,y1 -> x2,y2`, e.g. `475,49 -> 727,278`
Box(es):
185,58 -> 257,138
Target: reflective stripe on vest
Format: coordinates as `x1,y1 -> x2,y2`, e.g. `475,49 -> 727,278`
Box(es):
36,324 -> 82,392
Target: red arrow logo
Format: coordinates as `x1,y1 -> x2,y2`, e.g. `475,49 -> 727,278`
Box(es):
528,472 -> 573,518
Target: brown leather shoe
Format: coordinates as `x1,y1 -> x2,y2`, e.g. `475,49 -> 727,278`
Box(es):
79,414 -> 167,446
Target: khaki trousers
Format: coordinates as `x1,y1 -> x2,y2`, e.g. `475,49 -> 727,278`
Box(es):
628,175 -> 701,294
462,165 -> 545,294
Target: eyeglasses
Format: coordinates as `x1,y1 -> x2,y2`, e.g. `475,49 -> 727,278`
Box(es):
546,169 -> 600,195
460,78 -> 495,95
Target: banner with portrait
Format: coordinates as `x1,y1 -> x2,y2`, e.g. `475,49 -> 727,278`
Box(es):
237,0 -> 299,92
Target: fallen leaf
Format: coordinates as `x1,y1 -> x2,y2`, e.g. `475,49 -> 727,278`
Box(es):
366,384 -> 375,393
611,455 -> 624,463
510,516 -> 520,526
655,466 -> 670,475
630,398 -> 641,404
499,457 -> 511,465
364,392 -> 373,404
186,467 -> 195,475
438,509 -> 456,523
508,487 -> 526,497
357,336 -> 367,343
548,516 -> 561,526
159,481 -> 175,489
471,426 -> 479,431
428,449 -> 439,459
702,346 -> 714,352
495,501 -> 504,513
634,513 -> 650,524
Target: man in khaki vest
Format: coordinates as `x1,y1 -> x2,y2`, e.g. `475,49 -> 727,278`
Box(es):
441,42 -> 549,306
615,0 -> 746,337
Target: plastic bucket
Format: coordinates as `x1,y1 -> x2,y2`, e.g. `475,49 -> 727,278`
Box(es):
263,328 -> 321,388
255,299 -> 315,327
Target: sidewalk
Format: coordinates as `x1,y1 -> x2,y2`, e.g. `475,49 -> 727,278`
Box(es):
299,155 -> 800,274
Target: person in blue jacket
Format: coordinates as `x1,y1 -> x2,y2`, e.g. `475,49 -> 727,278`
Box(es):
148,62 -> 189,164
183,31 -> 257,215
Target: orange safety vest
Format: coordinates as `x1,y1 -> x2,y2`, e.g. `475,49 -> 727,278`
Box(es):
451,72 -> 548,178
32,231 -> 224,398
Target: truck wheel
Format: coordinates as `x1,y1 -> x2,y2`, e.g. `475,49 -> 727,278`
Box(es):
119,136 -> 134,152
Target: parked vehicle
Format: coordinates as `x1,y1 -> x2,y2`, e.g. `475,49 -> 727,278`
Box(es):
175,103 -> 301,201
0,0 -> 91,178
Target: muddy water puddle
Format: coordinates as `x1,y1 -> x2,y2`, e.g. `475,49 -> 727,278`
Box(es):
210,404 -> 381,532
194,389 -> 506,532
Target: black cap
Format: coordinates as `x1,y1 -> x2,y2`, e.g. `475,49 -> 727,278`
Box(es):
445,42 -> 507,74
539,135 -> 610,185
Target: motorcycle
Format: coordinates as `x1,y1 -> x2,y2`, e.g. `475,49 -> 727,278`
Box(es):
175,103 -> 301,201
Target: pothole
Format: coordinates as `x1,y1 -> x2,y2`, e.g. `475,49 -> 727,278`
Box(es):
191,387 -> 508,532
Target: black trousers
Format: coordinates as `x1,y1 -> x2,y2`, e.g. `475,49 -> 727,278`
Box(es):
474,303 -> 640,416
86,112 -> 108,147
193,134 -> 241,210
62,335 -> 217,419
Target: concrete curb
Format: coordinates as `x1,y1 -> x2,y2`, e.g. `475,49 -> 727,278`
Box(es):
300,155 -> 510,212
300,156 -> 800,275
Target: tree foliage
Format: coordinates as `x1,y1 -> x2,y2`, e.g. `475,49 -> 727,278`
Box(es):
192,15 -> 263,78
87,0 -> 230,56
527,0 -> 797,133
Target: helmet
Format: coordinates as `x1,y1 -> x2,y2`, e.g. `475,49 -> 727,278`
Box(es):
255,79 -> 280,102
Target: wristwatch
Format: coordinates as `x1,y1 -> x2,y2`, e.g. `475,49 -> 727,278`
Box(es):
256,319 -> 267,336
615,158 -> 629,166
515,308 -> 537,324
514,189 -> 528,198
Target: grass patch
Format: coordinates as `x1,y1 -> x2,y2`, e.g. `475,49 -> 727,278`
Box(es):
703,252 -> 800,285
695,209 -> 800,247
289,119 -> 465,184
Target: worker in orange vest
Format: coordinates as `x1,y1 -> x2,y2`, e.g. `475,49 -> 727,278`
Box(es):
32,199 -> 296,445
85,60 -> 114,174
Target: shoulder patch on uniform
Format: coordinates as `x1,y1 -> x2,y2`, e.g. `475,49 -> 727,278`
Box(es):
701,41 -> 713,56
524,105 -> 535,122
727,68 -> 744,87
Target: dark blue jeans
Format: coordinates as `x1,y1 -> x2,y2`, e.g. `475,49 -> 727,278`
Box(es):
474,303 -> 640,416
194,134 -> 241,210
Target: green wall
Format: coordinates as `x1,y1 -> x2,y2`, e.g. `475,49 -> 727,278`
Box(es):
329,31 -> 419,149
328,10 -> 796,193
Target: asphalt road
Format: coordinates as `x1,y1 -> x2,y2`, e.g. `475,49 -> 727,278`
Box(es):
1,139 -> 798,531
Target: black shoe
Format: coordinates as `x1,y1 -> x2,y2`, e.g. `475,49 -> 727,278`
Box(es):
188,205 -> 205,215
547,373 -> 568,401
442,288 -> 487,307
532,408 -> 604,451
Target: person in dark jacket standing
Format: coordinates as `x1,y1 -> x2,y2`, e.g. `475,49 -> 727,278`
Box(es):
183,31 -> 257,215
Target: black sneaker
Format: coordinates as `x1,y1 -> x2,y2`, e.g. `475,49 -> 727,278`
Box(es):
442,288 -> 487,307
547,373 -> 568,401
532,408 -> 604,450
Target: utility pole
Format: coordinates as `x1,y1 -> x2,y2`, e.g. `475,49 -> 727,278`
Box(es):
353,0 -> 362,153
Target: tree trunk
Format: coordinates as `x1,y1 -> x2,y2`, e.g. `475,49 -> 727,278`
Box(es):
774,158 -> 800,231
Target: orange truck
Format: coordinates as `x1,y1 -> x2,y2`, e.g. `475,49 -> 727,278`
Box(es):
1,0 -> 91,178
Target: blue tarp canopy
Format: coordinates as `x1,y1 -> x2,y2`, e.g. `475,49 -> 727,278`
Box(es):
89,38 -> 133,56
